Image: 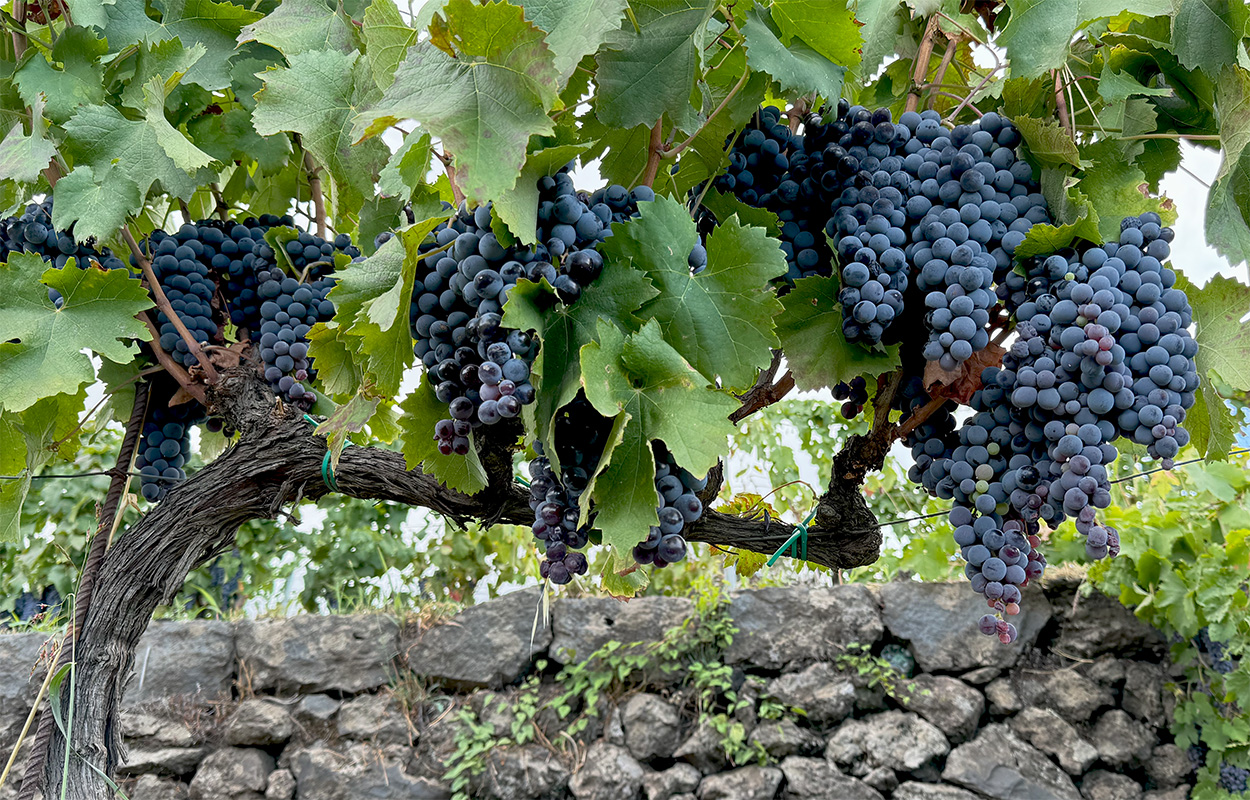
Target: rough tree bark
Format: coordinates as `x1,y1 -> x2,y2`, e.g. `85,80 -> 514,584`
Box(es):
40,365 -> 884,798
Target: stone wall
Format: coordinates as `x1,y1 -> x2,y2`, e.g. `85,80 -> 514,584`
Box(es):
0,577 -> 1194,800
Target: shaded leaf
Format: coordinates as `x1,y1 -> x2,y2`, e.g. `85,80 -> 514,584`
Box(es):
398,372 -> 487,494
238,0 -> 356,56
776,274 -> 900,390
742,6 -> 847,102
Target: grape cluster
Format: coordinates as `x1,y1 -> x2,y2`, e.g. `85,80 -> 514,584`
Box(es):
203,214 -> 291,328
1222,764 -> 1249,794
833,377 -> 869,419
1195,627 -> 1240,675
138,226 -> 224,368
135,379 -> 208,502
633,443 -> 704,568
256,272 -> 337,407
409,203 -> 541,452
524,397 -> 608,584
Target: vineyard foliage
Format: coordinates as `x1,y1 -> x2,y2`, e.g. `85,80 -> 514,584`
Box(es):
1,0 -> 1250,791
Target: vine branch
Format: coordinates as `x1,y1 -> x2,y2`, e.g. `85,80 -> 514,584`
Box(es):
1053,69 -> 1072,137
905,16 -> 942,114
123,226 -> 221,384
138,312 -> 207,405
640,120 -> 665,188
928,33 -> 960,110
730,350 -> 795,424
302,150 -> 327,239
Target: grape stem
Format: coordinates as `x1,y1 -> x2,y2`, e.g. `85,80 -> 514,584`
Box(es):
640,119 -> 665,188
302,149 -> 327,239
123,225 -> 221,385
944,64 -> 1004,124
928,32 -> 960,111
16,381 -> 150,800
210,183 -> 229,221
896,394 -> 948,439
905,16 -> 942,114
662,63 -> 751,160
1053,69 -> 1073,137
435,149 -> 465,204
138,312 -> 208,404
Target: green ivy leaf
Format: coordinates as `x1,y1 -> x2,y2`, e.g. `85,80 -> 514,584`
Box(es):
0,121 -> 56,184
51,165 -> 143,245
605,196 -> 787,390
492,143 -> 590,245
1014,115 -> 1082,169
502,268 -> 658,456
354,0 -> 560,206
253,49 -> 389,214
1205,67 -> 1250,274
398,372 -> 488,494
770,0 -> 863,72
852,0 -> 904,79
13,27 -> 108,123
580,319 -> 737,552
316,217 -> 444,395
593,0 -> 717,133
238,0 -> 356,56
742,6 -> 846,102
362,0 -> 418,89
0,254 -> 153,412
522,0 -> 630,84
101,0 -> 264,91
776,275 -> 900,390
1170,0 -> 1249,76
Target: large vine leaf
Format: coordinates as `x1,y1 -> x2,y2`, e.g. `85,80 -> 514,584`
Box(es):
1170,0 -> 1249,76
1206,67 -> 1250,274
100,0 -> 264,90
238,0 -> 356,56
52,165 -> 143,244
13,27 -> 108,123
62,101 -> 206,201
1013,115 -> 1082,169
502,268 -> 658,456
593,0 -> 717,133
776,275 -> 900,390
311,217 -> 444,396
492,143 -> 590,245
770,0 -> 863,72
0,122 -> 56,184
1079,138 -> 1173,241
742,6 -> 846,102
0,253 -> 153,413
1175,273 -> 1249,460
362,0 -> 418,89
522,0 -> 630,84
581,319 -> 737,552
186,106 -> 292,176
0,391 -> 86,541
252,49 -> 389,214
117,37 -> 207,111
398,373 -> 488,494
852,0 -> 905,79
603,197 -> 787,390
353,0 -> 560,207
996,0 -> 1170,77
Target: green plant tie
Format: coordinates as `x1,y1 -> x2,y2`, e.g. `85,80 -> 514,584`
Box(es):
304,413 -> 351,492
766,506 -> 816,566
516,476 -> 531,488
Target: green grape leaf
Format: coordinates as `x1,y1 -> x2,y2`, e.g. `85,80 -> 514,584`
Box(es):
101,0 -> 264,90
502,268 -> 658,456
63,102 -> 204,201
601,549 -> 650,596
1014,207 -> 1101,258
522,0 -> 630,83
398,372 -> 487,494
1205,67 -> 1250,274
776,274 -> 901,390
1170,0 -> 1249,76
0,390 -> 86,541
593,0 -> 717,133
0,414 -> 28,541
118,37 -> 207,110
354,0 -> 560,207
852,0 -> 904,78
378,128 -> 434,200
0,254 -> 153,413
0,121 -> 57,184
253,49 -> 389,214
770,0 -> 863,71
141,77 -> 216,173
1177,272 -> 1250,460
51,165 -> 143,245
996,0 -> 1170,77
315,390 -> 381,469
362,0 -> 418,89
65,0 -> 107,28
742,6 -> 846,102
605,197 -> 787,390
1097,64 -> 1171,104
13,26 -> 108,123
318,216 -> 444,395
1079,138 -> 1173,241
492,143 -> 590,245
186,106 -> 292,176
583,122 -> 655,188
1184,387 -> 1237,462
238,0 -> 356,56
699,188 -> 781,237
1013,115 -> 1082,169
581,319 -> 737,552
306,322 -> 364,398
358,195 -> 409,256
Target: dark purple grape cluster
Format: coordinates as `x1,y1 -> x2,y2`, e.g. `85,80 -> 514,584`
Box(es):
135,379 -> 208,502
632,443 -> 704,569
1221,763 -> 1249,794
255,271 -> 337,407
136,225 -> 226,369
833,376 -> 869,419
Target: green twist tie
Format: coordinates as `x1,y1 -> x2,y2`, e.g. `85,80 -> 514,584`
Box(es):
304,414 -> 351,492
767,506 -> 817,566
516,476 -> 531,488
